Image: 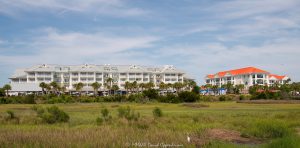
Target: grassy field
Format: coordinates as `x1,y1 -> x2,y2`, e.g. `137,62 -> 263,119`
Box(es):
0,102 -> 300,147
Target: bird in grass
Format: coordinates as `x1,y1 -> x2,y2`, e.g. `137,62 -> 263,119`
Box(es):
187,135 -> 191,143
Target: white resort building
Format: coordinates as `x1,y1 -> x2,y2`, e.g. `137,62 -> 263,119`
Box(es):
205,67 -> 290,89
9,64 -> 187,93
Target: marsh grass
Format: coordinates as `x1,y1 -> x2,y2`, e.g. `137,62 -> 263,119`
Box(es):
0,102 -> 299,147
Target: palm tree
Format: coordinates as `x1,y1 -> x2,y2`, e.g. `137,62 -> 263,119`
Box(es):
111,85 -> 119,95
139,83 -> 146,92
132,81 -> 138,93
3,84 -> 11,97
45,84 -> 51,94
73,82 -> 84,95
146,82 -> 155,90
159,82 -> 166,91
173,82 -> 183,93
50,81 -> 59,94
225,82 -> 234,94
105,78 -> 113,95
167,83 -> 173,92
184,80 -> 197,91
124,81 -> 131,94
60,85 -> 67,94
204,84 -> 212,95
235,84 -> 245,94
39,82 -> 47,95
91,82 -> 101,96
212,85 -> 219,95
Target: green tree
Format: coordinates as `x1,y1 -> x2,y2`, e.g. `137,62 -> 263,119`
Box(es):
111,85 -> 119,95
91,82 -> 101,96
167,83 -> 173,92
50,81 -> 59,94
173,82 -> 183,93
124,81 -> 131,94
138,83 -> 146,92
131,81 -> 138,93
225,82 -> 234,94
73,82 -> 84,95
146,82 -> 155,90
159,82 -> 166,91
105,77 -> 113,95
39,82 -> 48,95
3,84 -> 11,97
235,84 -> 245,94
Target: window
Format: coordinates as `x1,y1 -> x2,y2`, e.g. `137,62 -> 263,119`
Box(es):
257,74 -> 264,78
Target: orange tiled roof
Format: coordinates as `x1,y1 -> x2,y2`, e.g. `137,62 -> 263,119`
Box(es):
269,74 -> 285,80
207,67 -> 269,78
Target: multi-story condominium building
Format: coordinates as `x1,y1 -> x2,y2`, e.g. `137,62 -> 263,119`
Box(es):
9,64 -> 186,93
205,67 -> 290,89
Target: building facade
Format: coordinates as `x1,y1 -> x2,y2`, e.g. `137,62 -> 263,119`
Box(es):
205,67 -> 290,89
9,64 -> 186,93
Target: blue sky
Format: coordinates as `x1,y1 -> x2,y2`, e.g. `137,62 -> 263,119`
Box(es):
1,0 -> 300,85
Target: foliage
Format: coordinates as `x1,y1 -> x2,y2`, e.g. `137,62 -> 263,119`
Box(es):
32,105 -> 69,124
152,107 -> 163,118
0,88 -> 5,97
117,106 -> 140,121
219,95 -> 226,101
3,84 -> 12,96
264,136 -> 300,148
178,91 -> 200,102
97,108 -> 112,125
142,89 -> 159,100
158,93 -> 180,103
128,93 -> 144,103
244,120 -> 291,139
6,110 -> 16,119
192,86 -> 200,94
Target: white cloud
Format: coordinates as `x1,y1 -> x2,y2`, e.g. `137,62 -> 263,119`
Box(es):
0,0 -> 148,17
0,27 -> 160,67
152,38 -> 300,84
211,0 -> 299,19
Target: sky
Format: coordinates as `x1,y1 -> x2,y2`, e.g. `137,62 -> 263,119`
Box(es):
0,0 -> 300,86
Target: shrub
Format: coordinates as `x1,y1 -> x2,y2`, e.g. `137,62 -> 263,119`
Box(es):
96,117 -> 104,125
265,136 -> 300,148
128,94 -> 144,103
6,110 -> 15,119
97,108 -> 112,125
23,94 -> 36,104
117,106 -> 140,121
47,106 -> 69,122
199,95 -> 218,102
32,105 -> 69,124
219,95 -> 226,101
152,107 -> 163,118
244,120 -> 291,139
178,91 -> 200,102
192,86 -> 200,94
101,108 -> 109,118
142,89 -> 159,100
158,93 -> 181,103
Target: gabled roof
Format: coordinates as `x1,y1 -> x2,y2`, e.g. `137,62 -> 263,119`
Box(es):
10,69 -> 27,78
206,67 -> 269,78
269,74 -> 286,80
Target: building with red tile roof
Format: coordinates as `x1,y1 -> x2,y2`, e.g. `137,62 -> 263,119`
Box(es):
205,67 -> 290,88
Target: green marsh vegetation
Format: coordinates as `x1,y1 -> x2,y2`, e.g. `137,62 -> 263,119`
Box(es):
0,102 -> 299,147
